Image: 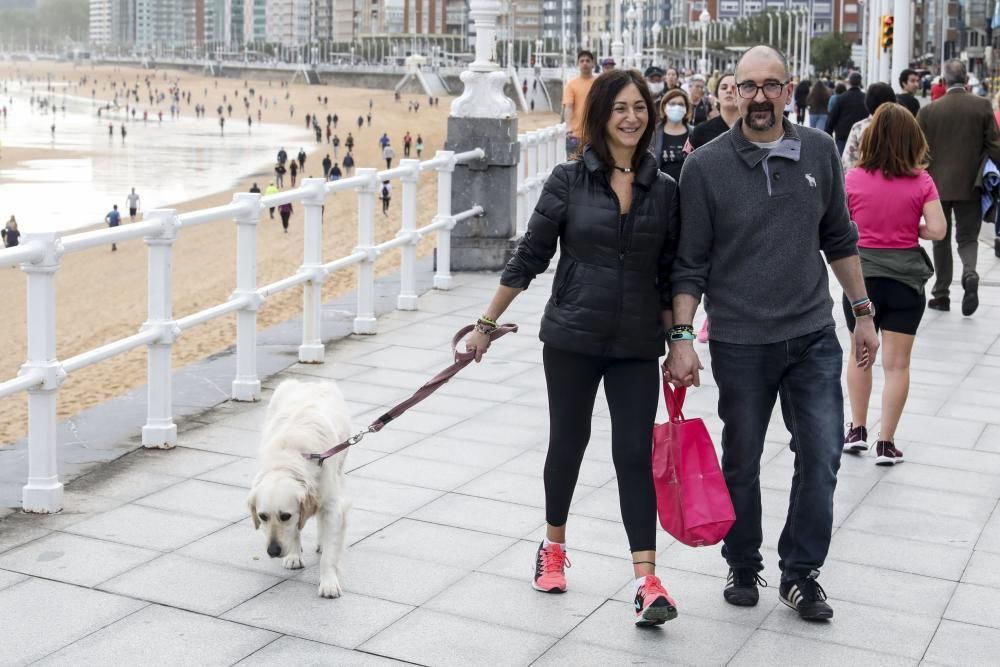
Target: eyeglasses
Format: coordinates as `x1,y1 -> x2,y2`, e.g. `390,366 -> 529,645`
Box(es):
735,80 -> 789,99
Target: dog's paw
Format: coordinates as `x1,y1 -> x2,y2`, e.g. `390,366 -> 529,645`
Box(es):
318,575 -> 342,599
282,553 -> 304,570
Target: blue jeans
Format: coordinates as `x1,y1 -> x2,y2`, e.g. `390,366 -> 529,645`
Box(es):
809,114 -> 827,132
709,327 -> 844,581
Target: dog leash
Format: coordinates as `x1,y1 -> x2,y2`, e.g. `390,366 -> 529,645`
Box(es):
304,323 -> 519,464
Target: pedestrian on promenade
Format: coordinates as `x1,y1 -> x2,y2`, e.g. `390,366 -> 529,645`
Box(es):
329,163 -> 342,181
120,123 -> 127,144
379,132 -> 389,150
297,148 -> 306,171
366,112 -> 372,127
2,215 -> 19,248
806,79 -> 831,131
105,204 -> 122,251
379,181 -> 391,215
826,72 -> 867,155
918,58 -> 1000,316
403,131 -> 412,157
277,147 -> 287,165
249,182 -> 260,194
415,135 -> 424,158
382,143 -> 395,169
265,182 -> 278,219
332,134 -> 340,160
343,152 -> 354,176
322,154 -> 332,178
689,73 -> 739,149
840,83 -> 897,170
357,115 -> 363,130
897,69 -> 922,117
561,50 -> 596,155
275,161 -> 286,188
466,69 -> 682,627
289,160 -> 298,187
332,113 -> 338,128
667,46 -> 878,622
842,103 -> 947,465
345,133 -> 354,153
793,79 -> 811,124
278,201 -> 293,233
653,89 -> 691,182
126,187 -> 140,222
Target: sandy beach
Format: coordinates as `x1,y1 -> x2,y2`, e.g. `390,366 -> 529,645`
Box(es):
0,60 -> 559,446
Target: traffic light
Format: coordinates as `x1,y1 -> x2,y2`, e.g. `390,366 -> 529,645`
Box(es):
881,15 -> 894,51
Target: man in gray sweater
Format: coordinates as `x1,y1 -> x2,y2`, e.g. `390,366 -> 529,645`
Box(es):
667,46 -> 880,622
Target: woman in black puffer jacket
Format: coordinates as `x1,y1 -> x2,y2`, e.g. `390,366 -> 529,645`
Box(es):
466,69 -> 682,626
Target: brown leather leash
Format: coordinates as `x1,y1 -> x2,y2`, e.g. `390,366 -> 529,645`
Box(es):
304,323 -> 519,464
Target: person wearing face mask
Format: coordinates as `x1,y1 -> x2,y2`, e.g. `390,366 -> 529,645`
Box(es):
644,66 -> 666,108
466,69 -> 681,627
654,89 -> 691,182
689,72 -> 739,149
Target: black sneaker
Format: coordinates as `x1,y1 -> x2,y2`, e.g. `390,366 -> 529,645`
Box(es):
724,567 -> 767,607
874,440 -> 904,466
843,423 -> 869,453
927,297 -> 950,311
962,272 -> 980,317
779,574 -> 834,621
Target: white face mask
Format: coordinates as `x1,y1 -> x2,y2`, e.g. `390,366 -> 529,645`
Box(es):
648,82 -> 665,95
666,106 -> 686,123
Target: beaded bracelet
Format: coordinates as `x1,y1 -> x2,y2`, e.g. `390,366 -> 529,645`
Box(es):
668,324 -> 696,342
474,321 -> 497,335
478,315 -> 498,327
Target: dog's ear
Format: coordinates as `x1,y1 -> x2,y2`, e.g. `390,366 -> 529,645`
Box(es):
298,490 -> 319,530
247,491 -> 260,530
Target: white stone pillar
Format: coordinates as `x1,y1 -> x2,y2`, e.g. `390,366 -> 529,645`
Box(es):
20,233 -> 65,513
300,178 -> 328,360
232,192 -> 262,401
142,209 -> 180,449
434,150 -> 457,290
611,0 -> 624,63
891,0 -> 912,92
354,168 -> 379,334
451,0 -> 515,119
398,159 -> 421,310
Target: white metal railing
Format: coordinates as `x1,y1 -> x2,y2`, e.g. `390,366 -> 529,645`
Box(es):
0,122 -> 566,514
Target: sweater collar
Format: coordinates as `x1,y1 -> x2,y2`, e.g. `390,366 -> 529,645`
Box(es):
581,145 -> 658,189
729,117 -> 802,168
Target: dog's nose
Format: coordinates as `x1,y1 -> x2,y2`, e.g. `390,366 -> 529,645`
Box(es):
267,542 -> 281,558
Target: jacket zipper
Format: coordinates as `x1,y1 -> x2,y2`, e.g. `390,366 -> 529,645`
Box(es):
607,184 -> 637,355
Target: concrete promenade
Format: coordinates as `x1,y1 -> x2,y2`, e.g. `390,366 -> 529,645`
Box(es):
1,235 -> 999,665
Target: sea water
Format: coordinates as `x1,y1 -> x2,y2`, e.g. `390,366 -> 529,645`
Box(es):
0,82 -> 310,234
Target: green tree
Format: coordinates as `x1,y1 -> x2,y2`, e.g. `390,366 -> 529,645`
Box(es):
811,33 -> 853,76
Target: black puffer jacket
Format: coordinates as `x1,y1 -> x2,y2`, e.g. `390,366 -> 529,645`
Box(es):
501,146 -> 680,359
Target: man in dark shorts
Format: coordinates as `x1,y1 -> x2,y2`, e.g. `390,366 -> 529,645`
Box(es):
126,188 -> 140,221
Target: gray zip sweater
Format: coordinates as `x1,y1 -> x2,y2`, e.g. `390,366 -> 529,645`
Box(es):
671,118 -> 858,344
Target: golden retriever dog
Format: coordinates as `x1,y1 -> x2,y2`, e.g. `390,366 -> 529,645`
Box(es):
247,379 -> 352,598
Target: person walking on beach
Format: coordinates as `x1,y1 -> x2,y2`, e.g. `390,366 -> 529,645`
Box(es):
332,134 -> 340,160
345,133 -> 354,153
562,50 -> 596,154
382,143 -> 395,169
109,123 -> 114,138
297,148 -> 306,171
219,116 -> 225,135
105,205 -> 122,251
249,182 -> 261,194
322,154 -> 332,178
416,135 -> 424,158
120,124 -> 127,144
466,69 -> 682,627
289,160 -> 298,187
278,202 -> 293,233
842,103 -> 946,465
275,161 -> 286,188
2,216 -> 19,248
329,163 -> 342,181
918,58 -> 1000,316
277,147 -> 287,165
379,133 -> 390,150
332,113 -> 338,128
343,151 -> 355,176
668,46 -> 877,622
126,188 -> 140,222
403,131 -> 412,157
265,182 -> 278,218
357,115 -> 364,130
380,181 -> 391,215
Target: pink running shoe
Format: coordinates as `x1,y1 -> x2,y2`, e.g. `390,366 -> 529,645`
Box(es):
634,575 -> 678,626
533,541 -> 570,593
697,318 -> 710,343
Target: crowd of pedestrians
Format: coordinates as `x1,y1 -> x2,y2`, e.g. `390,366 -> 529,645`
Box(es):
465,46 -> 999,630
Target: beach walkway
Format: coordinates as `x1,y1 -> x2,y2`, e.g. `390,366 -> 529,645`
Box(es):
1,236 -> 999,665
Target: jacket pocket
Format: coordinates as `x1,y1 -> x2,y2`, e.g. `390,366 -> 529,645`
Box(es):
553,260 -> 578,305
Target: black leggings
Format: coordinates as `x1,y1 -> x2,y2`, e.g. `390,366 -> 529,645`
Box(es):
542,345 -> 659,552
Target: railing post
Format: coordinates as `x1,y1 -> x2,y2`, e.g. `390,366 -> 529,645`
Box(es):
433,150 -> 457,290
20,233 -> 65,513
539,127 -> 552,178
516,140 -> 527,236
231,192 -> 263,399
354,168 -> 378,334
397,159 -> 421,310
300,178 -> 329,361
526,130 -> 541,211
142,209 -> 180,449
556,123 -> 568,163
546,127 -> 558,176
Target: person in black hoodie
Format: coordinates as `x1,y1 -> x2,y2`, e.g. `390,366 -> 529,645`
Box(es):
793,79 -> 811,124
826,72 -> 868,154
465,70 -> 682,627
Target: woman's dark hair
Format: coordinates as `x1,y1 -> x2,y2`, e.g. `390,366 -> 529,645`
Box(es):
857,103 -> 929,178
578,69 -> 656,170
835,82 -> 847,95
865,82 -> 897,115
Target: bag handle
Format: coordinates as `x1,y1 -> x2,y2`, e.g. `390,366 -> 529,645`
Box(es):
662,380 -> 686,423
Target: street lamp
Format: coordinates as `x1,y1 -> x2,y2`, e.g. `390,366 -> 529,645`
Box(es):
626,5 -> 637,68
651,20 -> 661,66
601,31 -> 611,61
611,0 -> 624,63
699,8 -> 711,74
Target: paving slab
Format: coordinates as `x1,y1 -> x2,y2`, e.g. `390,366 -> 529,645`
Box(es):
0,531 -> 159,587
134,478 -> 252,521
922,619 -> 1000,666
729,629 -> 916,667
64,503 -> 228,551
236,636 -> 401,666
943,582 -> 1000,629
356,518 -> 515,569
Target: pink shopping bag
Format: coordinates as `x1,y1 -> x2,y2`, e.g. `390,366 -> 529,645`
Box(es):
652,381 -> 735,547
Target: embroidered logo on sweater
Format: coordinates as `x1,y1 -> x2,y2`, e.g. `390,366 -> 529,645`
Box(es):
804,173 -> 817,188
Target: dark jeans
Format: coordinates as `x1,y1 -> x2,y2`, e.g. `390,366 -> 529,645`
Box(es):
932,199 -> 982,299
710,327 -> 844,580
542,345 -> 659,552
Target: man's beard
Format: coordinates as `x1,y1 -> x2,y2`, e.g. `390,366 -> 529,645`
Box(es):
744,103 -> 777,131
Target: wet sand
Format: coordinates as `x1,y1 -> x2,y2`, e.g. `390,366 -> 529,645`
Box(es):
0,60 -> 559,446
